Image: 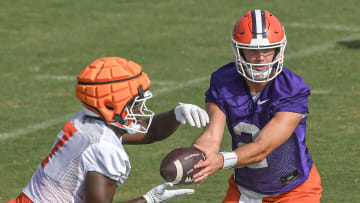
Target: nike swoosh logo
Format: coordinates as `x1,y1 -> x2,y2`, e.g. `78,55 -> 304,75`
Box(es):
257,99 -> 270,105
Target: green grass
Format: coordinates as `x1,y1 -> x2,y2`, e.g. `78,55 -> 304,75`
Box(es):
1,0 -> 360,202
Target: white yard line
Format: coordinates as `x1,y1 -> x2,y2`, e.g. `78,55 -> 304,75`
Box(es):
34,75 -> 177,86
34,75 -> 76,81
286,42 -> 336,60
0,77 -> 207,140
311,89 -> 330,95
0,72 -> 326,141
284,22 -> 360,32
0,114 -> 73,140
152,76 -> 209,97
3,23 -> 357,140
287,33 -> 360,60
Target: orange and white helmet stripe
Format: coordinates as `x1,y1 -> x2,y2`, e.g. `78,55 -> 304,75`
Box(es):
231,10 -> 287,83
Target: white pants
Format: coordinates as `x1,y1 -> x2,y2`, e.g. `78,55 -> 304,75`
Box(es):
239,194 -> 262,203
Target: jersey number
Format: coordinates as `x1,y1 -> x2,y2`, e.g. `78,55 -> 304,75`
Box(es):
233,122 -> 268,168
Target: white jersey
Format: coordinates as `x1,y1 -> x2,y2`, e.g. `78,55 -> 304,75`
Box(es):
23,111 -> 131,203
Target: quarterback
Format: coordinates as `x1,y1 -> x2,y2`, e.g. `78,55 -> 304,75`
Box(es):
10,57 -> 209,203
193,10 -> 323,202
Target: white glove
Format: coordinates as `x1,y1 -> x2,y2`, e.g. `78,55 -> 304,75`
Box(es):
174,103 -> 209,128
143,182 -> 195,203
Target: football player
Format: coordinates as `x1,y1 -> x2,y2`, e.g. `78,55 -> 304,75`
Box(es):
10,57 -> 209,203
192,10 -> 323,202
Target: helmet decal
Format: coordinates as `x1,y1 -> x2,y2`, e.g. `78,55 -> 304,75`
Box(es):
251,10 -> 267,40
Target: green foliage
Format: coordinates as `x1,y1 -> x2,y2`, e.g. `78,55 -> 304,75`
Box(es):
1,0 -> 359,202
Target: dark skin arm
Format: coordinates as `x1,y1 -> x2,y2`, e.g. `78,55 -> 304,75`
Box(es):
121,109 -> 181,145
85,171 -> 147,203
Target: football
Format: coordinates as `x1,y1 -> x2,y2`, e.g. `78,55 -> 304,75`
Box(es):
160,147 -> 205,185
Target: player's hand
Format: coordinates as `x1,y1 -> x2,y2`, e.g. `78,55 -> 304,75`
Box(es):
192,144 -> 223,184
143,182 -> 194,203
174,103 -> 209,128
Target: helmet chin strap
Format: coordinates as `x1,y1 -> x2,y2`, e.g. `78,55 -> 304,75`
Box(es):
82,105 -> 134,134
82,89 -> 154,135
109,122 -> 143,135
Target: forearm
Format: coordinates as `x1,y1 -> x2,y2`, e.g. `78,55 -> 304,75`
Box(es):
122,109 -> 180,145
193,132 -> 221,153
223,130 -> 288,169
232,142 -> 268,167
222,112 -> 304,168
123,103 -> 209,145
116,197 -> 147,203
145,109 -> 181,143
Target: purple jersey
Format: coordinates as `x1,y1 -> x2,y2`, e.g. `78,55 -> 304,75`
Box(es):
206,62 -> 313,195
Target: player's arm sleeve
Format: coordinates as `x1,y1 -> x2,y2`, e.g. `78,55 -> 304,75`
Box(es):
274,85 -> 311,114
205,76 -> 227,114
81,142 -> 130,185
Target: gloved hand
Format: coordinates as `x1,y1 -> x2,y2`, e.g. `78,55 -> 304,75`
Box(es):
143,182 -> 195,203
174,103 -> 209,128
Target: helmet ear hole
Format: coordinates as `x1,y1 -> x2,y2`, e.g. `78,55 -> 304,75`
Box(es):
105,104 -> 114,110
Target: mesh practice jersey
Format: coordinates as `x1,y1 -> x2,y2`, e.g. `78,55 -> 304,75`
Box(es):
23,111 -> 131,203
206,62 -> 313,196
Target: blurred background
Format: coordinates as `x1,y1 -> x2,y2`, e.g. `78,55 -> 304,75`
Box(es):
0,0 -> 359,202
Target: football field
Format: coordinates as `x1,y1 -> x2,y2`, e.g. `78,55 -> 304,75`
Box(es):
0,0 -> 359,202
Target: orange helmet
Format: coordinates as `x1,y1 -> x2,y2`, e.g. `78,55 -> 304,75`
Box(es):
231,10 -> 287,82
75,57 -> 154,133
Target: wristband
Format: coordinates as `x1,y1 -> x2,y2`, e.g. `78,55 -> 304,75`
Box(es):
219,152 -> 238,169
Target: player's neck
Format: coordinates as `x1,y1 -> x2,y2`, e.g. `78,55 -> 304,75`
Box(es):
246,80 -> 269,94
108,125 -> 126,139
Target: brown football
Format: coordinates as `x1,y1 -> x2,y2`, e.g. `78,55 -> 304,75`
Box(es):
160,147 -> 205,185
